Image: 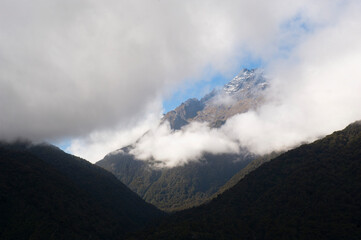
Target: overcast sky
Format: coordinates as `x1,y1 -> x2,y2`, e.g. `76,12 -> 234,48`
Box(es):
1,0 -> 361,164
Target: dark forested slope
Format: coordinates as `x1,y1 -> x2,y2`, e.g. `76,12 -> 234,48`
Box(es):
97,151 -> 253,211
216,151 -> 282,195
134,121 -> 361,239
0,142 -> 163,240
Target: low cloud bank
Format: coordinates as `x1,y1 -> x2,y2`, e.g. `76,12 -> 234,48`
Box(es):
130,122 -> 240,167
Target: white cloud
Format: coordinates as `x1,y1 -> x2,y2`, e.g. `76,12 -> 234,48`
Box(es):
130,121 -> 240,167
128,0 -> 361,166
0,0 -> 331,141
2,0 -> 361,165
66,101 -> 162,162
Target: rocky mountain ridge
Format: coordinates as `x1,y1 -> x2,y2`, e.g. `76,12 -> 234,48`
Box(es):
162,68 -> 268,129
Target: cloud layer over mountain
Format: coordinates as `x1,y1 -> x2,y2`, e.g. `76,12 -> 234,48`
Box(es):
1,1 -> 361,164
129,2 -> 361,167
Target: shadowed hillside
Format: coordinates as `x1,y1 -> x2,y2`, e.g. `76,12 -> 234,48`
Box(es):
97,151 -> 253,211
216,151 -> 282,196
132,121 -> 361,239
0,142 -> 163,239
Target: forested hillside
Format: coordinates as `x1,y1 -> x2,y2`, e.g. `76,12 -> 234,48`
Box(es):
97,151 -> 252,211
0,142 -> 163,239
132,121 -> 361,239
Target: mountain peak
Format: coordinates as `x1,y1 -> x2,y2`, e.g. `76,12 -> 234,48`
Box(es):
223,68 -> 267,95
162,68 -> 268,130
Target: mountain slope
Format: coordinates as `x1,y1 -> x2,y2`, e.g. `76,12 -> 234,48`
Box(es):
134,121 -> 361,239
0,142 -> 163,239
97,151 -> 253,211
215,151 -> 282,196
0,148 -> 119,239
27,143 -> 162,227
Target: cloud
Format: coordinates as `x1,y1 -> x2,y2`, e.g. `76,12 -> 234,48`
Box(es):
66,101 -> 162,162
2,0 -> 360,165
0,0 -> 329,142
130,121 -> 240,167
127,0 -> 361,166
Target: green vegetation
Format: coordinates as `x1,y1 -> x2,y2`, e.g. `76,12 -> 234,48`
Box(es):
131,121 -> 361,239
97,152 -> 253,212
0,142 -> 163,239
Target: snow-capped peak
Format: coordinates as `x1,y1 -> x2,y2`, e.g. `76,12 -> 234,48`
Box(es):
223,68 -> 267,96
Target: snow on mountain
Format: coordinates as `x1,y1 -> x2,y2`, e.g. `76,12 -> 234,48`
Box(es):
222,68 -> 268,97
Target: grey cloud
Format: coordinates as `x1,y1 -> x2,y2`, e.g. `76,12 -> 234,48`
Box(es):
2,0 -> 358,166
0,0 -> 326,142
100,0 -> 361,165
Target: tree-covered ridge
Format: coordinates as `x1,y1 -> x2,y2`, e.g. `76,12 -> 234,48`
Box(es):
132,121 -> 361,239
0,142 -> 163,240
215,151 -> 281,196
0,148 -> 119,239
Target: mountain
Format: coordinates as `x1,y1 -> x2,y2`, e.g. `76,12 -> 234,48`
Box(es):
132,121 -> 361,239
96,68 -> 266,211
97,150 -> 253,212
162,68 -> 267,129
0,141 -> 163,239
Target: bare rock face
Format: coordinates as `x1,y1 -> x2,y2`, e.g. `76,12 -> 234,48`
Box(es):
162,68 -> 268,129
162,98 -> 205,130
